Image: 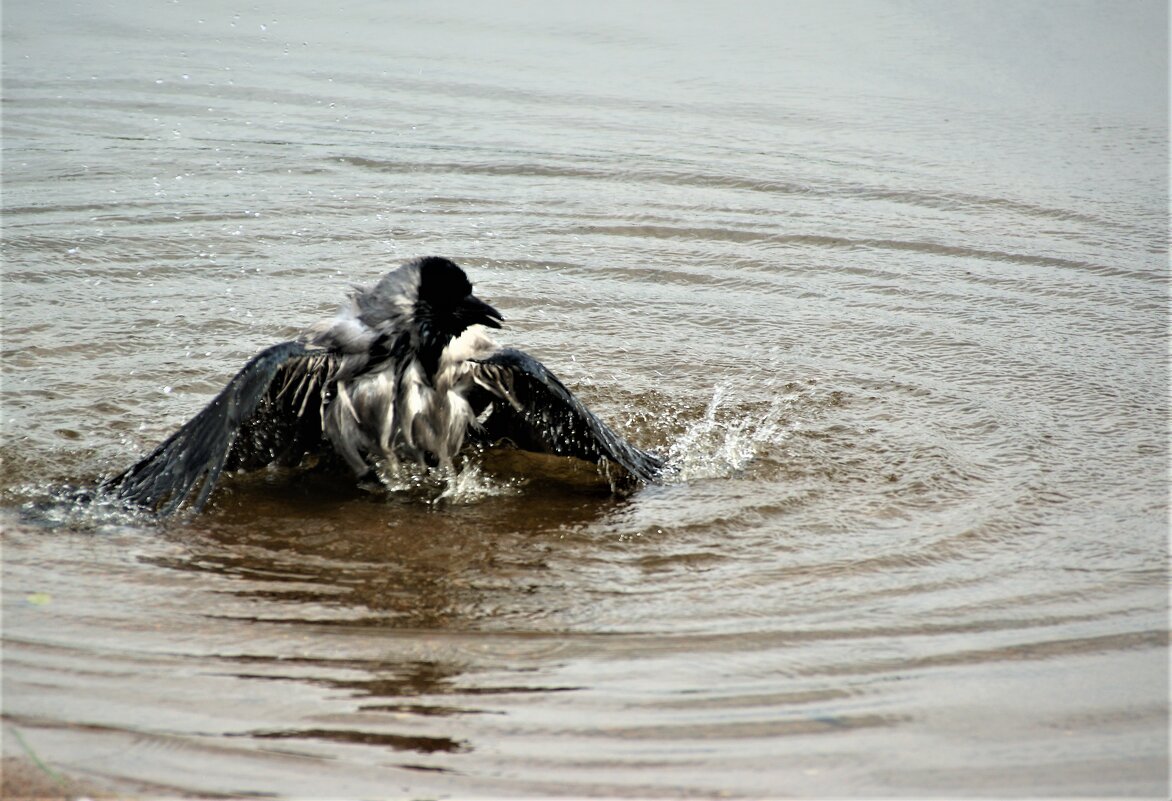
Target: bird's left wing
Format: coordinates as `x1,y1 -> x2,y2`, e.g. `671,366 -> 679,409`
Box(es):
103,341 -> 336,516
469,348 -> 665,484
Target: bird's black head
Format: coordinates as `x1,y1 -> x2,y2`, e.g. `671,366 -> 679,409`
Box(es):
413,256 -> 503,376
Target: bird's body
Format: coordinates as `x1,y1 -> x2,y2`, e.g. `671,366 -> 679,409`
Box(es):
105,257 -> 663,515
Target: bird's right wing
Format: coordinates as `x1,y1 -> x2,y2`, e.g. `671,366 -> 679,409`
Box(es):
469,348 -> 664,484
103,341 -> 336,516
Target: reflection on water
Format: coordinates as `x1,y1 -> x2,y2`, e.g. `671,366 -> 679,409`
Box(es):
2,0 -> 1167,797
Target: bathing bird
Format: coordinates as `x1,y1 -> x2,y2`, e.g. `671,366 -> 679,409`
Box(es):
104,257 -> 664,515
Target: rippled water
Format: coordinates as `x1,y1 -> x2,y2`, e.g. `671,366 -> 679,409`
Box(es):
2,1 -> 1168,797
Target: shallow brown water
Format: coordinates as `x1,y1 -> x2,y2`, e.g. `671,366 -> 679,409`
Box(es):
2,1 -> 1168,797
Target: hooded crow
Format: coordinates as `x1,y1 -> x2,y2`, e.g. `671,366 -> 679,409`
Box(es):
104,257 -> 664,515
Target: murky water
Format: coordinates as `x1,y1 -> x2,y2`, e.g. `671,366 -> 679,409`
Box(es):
2,1 -> 1167,796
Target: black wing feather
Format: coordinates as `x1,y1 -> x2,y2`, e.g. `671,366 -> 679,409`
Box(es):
471,348 -> 664,483
103,341 -> 334,515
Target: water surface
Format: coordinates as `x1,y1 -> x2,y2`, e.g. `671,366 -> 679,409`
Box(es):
2,1 -> 1168,797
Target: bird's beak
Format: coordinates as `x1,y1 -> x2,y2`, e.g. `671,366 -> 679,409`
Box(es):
463,295 -> 504,329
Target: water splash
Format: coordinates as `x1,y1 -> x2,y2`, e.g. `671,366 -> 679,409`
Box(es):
433,460 -> 524,504
664,383 -> 797,482
374,458 -> 523,505
14,482 -> 155,532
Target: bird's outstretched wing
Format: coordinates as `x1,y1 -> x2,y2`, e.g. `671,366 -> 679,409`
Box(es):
103,341 -> 336,515
469,348 -> 664,483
